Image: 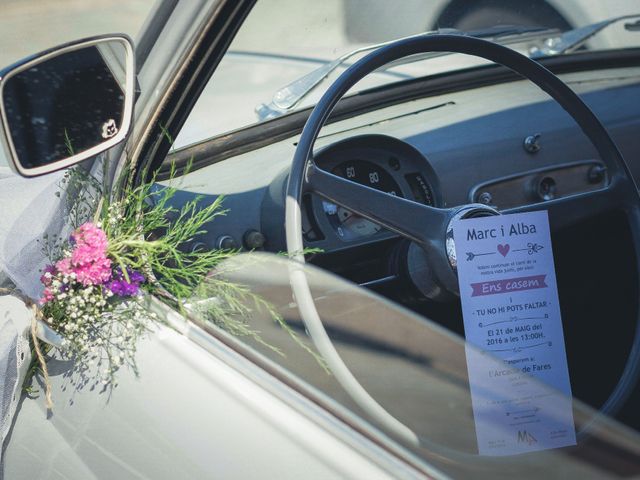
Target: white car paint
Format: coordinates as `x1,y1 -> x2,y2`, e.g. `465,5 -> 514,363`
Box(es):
3,297 -> 433,479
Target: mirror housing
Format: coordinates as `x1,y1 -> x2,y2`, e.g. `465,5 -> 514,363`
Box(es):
0,35 -> 135,177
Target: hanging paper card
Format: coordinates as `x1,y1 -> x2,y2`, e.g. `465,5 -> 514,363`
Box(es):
453,210 -> 576,456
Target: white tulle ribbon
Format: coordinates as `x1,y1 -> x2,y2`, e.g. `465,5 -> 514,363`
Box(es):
0,167 -> 65,454
0,167 -> 66,299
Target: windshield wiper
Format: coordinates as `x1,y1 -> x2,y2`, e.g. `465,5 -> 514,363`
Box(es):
530,14 -> 640,58
255,25 -> 556,120
255,31 -> 433,120
256,15 -> 639,121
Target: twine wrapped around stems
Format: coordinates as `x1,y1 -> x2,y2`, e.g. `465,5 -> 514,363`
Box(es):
30,306 -> 53,410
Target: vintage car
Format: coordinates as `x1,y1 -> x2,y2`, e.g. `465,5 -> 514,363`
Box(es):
1,1 -> 640,478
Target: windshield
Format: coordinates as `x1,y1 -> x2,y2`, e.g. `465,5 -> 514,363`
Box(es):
174,0 -> 639,150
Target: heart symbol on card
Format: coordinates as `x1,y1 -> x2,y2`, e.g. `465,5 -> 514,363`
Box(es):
497,244 -> 510,257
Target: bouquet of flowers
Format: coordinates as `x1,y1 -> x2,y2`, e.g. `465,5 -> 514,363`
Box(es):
33,163 -> 320,403
39,221 -> 151,387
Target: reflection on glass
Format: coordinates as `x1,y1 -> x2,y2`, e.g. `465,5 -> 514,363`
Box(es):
189,252 -> 640,479
2,43 -> 125,169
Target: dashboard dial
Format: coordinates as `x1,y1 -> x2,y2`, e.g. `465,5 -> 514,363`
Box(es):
322,159 -> 402,241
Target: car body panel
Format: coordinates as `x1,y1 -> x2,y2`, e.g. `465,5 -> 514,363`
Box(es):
4,302 -> 426,479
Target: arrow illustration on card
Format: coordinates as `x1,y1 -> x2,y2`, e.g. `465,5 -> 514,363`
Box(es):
466,251 -> 496,261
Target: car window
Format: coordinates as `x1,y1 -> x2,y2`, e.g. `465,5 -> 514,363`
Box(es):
187,253 -> 640,478
173,0 -> 356,149
166,3 -> 640,470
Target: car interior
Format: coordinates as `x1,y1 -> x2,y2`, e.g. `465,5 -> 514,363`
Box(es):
153,25 -> 640,432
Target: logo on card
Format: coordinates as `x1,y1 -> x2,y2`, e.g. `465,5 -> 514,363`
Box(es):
517,430 -> 537,445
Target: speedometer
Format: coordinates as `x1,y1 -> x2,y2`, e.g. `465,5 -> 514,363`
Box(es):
322,159 -> 402,241
305,134 -> 442,247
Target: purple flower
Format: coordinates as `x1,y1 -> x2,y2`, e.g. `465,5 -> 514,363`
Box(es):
40,264 -> 57,286
128,270 -> 145,284
107,279 -> 140,296
106,267 -> 145,297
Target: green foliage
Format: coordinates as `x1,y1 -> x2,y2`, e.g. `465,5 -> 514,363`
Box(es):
38,157 -> 325,391
103,162 -> 324,367
104,165 -> 234,299
193,276 -> 326,368
56,159 -> 104,230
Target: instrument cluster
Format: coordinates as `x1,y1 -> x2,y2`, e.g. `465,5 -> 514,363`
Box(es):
302,134 -> 442,250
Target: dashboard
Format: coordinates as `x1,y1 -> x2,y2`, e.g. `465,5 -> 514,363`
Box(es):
299,134 -> 609,254
163,65 -> 640,287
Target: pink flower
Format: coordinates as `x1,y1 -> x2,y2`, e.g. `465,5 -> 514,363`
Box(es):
39,223 -> 113,302
72,244 -> 106,265
56,257 -> 72,275
74,256 -> 112,285
72,222 -> 108,252
61,223 -> 113,286
39,287 -> 54,305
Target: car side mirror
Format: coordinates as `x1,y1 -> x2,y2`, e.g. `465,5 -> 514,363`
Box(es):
0,35 -> 135,177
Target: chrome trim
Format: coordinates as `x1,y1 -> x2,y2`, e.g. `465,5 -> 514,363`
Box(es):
360,275 -> 397,288
0,36 -> 135,178
445,204 -> 500,271
531,14 -> 640,58
467,159 -> 609,208
119,0 -> 227,181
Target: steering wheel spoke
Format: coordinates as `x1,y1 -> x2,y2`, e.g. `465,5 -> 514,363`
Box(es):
305,160 -> 451,247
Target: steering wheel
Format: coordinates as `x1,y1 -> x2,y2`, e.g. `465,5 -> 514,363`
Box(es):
285,34 -> 640,449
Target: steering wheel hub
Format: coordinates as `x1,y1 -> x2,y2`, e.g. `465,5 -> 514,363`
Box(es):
446,204 -> 500,272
